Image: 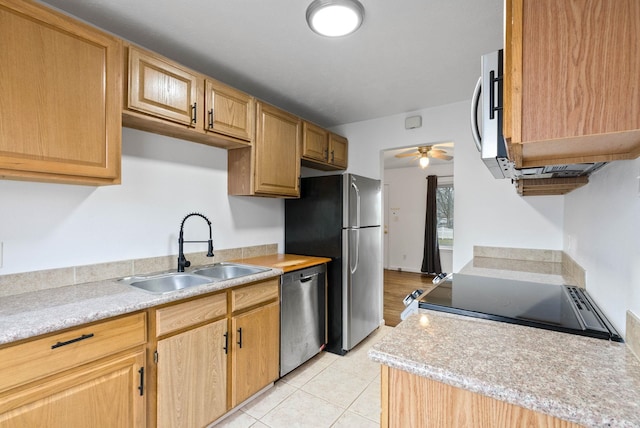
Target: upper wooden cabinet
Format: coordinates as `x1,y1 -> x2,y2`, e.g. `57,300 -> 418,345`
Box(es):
301,121 -> 348,170
123,45 -> 253,149
504,0 -> 640,168
0,0 -> 122,185
328,133 -> 348,169
228,101 -> 301,197
128,47 -> 198,127
204,79 -> 254,141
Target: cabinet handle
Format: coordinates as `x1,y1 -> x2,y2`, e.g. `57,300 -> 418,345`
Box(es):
138,367 -> 145,396
237,327 -> 243,348
208,109 -> 214,129
330,150 -> 335,163
191,103 -> 197,124
223,331 -> 229,354
323,148 -> 329,161
488,70 -> 502,120
51,333 -> 94,349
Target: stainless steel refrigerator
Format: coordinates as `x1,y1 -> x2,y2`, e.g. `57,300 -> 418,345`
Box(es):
285,173 -> 382,355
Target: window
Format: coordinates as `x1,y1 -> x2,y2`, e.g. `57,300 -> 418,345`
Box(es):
436,184 -> 454,247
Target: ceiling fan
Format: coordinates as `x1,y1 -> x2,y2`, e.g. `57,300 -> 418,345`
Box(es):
395,144 -> 453,169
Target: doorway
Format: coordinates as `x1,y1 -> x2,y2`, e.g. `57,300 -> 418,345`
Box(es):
381,143 -> 455,325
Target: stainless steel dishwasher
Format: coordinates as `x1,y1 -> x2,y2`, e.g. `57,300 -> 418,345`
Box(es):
280,264 -> 326,377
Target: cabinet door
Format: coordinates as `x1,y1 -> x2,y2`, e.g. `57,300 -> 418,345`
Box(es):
504,0 -> 640,167
0,350 -> 145,428
156,319 -> 227,428
302,121 -> 329,163
0,0 -> 122,185
231,301 -> 280,406
254,102 -> 301,197
329,134 -> 348,168
204,79 -> 254,142
128,47 -> 199,127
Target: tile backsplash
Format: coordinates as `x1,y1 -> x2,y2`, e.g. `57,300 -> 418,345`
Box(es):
0,243 -> 278,298
627,311 -> 640,362
472,246 -> 585,287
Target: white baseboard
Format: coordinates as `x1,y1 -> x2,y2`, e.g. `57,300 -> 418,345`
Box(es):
387,265 -> 424,274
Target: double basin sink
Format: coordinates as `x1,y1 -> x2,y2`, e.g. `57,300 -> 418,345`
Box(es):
119,263 -> 270,294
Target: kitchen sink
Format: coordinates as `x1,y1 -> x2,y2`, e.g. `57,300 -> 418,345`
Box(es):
192,262 -> 269,280
120,273 -> 215,294
120,263 -> 269,294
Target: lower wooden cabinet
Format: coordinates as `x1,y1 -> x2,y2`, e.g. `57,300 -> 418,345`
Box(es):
0,279 -> 280,428
151,278 -> 280,427
231,301 -> 280,406
381,366 -> 581,428
0,313 -> 147,427
156,319 -> 227,428
0,350 -> 145,428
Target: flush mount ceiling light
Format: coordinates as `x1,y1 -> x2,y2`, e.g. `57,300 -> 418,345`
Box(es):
306,0 -> 365,37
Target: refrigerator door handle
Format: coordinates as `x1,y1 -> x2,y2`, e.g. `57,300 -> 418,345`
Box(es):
350,181 -> 361,228
350,229 -> 359,274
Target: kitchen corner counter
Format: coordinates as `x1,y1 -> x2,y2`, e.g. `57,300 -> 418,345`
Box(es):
369,311 -> 640,427
0,268 -> 282,346
231,253 -> 331,272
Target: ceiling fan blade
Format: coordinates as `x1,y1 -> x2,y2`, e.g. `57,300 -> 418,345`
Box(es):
395,152 -> 419,158
432,142 -> 455,148
430,153 -> 453,160
429,149 -> 447,155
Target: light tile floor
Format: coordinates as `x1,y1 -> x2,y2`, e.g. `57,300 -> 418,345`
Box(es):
212,325 -> 393,428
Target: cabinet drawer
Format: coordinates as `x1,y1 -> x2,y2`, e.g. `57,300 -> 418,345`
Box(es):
156,292 -> 227,336
0,312 -> 146,393
231,279 -> 279,312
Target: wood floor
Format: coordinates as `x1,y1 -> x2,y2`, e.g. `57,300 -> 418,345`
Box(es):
383,270 -> 436,327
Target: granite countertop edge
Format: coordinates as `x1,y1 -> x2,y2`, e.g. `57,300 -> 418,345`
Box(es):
369,311 -> 640,428
0,268 -> 283,346
368,347 -> 591,427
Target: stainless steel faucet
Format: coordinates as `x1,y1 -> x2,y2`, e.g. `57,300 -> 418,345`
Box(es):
177,213 -> 214,272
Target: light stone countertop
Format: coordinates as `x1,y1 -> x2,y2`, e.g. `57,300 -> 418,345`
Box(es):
369,311 -> 640,428
0,268 -> 282,346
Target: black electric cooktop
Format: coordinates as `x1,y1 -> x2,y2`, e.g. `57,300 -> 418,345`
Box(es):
418,274 -> 622,342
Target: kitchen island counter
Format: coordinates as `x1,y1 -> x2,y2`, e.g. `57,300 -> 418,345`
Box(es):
369,310 -> 640,427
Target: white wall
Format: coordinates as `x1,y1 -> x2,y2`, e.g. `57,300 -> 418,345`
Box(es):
563,158 -> 640,335
384,165 -> 453,273
0,128 -> 284,275
333,100 -> 565,272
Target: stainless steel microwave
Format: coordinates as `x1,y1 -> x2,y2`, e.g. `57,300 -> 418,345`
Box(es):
470,50 -> 607,182
470,49 -> 512,179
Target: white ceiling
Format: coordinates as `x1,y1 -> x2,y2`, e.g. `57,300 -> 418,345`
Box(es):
39,0 -> 503,131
